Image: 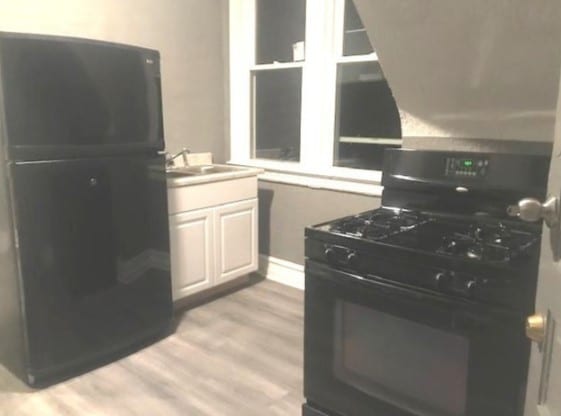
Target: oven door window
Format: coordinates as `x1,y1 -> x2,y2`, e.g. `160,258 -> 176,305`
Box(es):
334,301 -> 468,416
304,260 -> 528,416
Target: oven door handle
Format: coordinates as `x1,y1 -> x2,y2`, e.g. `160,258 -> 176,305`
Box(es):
307,259 -> 457,304
306,259 -> 520,322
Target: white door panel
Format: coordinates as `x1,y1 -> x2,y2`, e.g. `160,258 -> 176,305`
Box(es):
524,66 -> 561,416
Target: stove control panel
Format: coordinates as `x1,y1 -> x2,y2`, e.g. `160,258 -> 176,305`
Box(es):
445,157 -> 489,178
306,238 -> 529,309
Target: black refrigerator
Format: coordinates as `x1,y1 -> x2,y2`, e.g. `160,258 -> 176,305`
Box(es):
0,32 -> 173,387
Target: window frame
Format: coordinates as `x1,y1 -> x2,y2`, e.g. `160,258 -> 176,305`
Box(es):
229,0 -> 395,189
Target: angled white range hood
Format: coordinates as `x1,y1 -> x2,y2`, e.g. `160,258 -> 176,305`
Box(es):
353,0 -> 561,141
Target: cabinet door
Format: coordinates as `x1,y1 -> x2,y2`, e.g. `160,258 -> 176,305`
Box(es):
215,199 -> 258,283
169,208 -> 214,300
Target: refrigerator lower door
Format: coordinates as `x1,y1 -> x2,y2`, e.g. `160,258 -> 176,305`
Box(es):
11,155 -> 172,386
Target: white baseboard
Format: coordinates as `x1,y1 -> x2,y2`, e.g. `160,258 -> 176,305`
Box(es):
258,255 -> 305,290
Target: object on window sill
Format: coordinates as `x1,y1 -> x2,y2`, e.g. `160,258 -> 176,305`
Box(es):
292,41 -> 305,61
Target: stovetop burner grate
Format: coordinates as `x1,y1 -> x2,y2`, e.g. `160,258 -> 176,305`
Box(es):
323,209 -> 540,264
435,223 -> 538,263
328,209 -> 431,240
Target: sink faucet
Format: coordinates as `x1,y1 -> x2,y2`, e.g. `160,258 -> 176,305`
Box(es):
166,148 -> 190,167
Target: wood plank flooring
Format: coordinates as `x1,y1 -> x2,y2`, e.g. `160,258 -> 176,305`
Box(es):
0,277 -> 304,416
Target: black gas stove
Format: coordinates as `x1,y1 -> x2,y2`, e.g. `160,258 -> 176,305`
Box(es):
303,149 -> 550,416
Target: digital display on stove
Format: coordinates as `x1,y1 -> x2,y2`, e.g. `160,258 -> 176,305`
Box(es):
445,157 -> 489,178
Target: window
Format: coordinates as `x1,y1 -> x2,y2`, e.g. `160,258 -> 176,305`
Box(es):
254,68 -> 303,162
229,0 -> 401,184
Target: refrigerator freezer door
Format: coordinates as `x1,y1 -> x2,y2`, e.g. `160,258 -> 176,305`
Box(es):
0,34 -> 163,160
11,155 -> 172,385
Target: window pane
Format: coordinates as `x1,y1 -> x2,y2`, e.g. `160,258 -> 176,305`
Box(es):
334,62 -> 401,171
343,0 -> 374,56
253,69 -> 302,161
256,0 -> 306,64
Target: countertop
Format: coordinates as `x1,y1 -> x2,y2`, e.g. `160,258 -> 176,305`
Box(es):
166,164 -> 263,188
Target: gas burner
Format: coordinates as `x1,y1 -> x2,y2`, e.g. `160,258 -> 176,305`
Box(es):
466,244 -> 484,260
438,235 -> 505,262
436,223 -> 536,263
470,222 -> 511,245
329,210 -> 429,240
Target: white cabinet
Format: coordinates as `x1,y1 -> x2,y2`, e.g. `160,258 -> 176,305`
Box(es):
168,175 -> 259,302
215,199 -> 258,284
169,208 -> 214,300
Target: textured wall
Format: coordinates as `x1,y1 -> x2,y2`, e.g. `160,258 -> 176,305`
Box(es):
354,0 -> 561,142
403,137 -> 553,156
0,0 -> 228,162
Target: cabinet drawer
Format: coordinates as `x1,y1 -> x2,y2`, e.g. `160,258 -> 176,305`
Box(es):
168,177 -> 258,214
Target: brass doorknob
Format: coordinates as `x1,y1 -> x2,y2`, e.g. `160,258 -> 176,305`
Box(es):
526,314 -> 547,344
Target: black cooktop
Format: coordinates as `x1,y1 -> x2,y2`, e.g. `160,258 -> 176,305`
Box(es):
320,208 -> 540,264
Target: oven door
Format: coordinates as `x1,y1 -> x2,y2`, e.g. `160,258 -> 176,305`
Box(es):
304,260 -> 529,416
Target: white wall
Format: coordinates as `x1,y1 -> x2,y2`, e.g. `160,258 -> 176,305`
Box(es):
0,0 -> 228,161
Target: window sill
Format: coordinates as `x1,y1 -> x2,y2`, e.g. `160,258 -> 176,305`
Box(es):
258,171 -> 383,196
228,160 -> 384,197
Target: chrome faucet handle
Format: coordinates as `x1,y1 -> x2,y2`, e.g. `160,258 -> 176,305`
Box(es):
166,148 -> 191,166
507,197 -> 560,228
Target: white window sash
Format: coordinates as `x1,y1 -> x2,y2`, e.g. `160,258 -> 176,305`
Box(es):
229,0 -> 387,184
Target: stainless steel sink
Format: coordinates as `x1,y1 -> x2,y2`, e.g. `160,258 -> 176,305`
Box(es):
166,165 -> 241,177
165,164 -> 262,188
166,170 -> 197,178
182,165 -> 239,175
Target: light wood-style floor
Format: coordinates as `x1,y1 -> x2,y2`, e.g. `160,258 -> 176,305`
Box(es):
0,277 -> 304,416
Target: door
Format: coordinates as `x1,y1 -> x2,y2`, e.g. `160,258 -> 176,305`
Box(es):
169,208 -> 214,300
523,91 -> 561,414
305,260 -> 528,416
214,199 -> 258,283
11,155 -> 172,384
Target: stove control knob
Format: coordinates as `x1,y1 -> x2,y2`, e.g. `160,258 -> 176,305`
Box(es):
434,272 -> 451,289
324,247 -> 336,263
346,251 -> 358,266
465,280 -> 477,295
